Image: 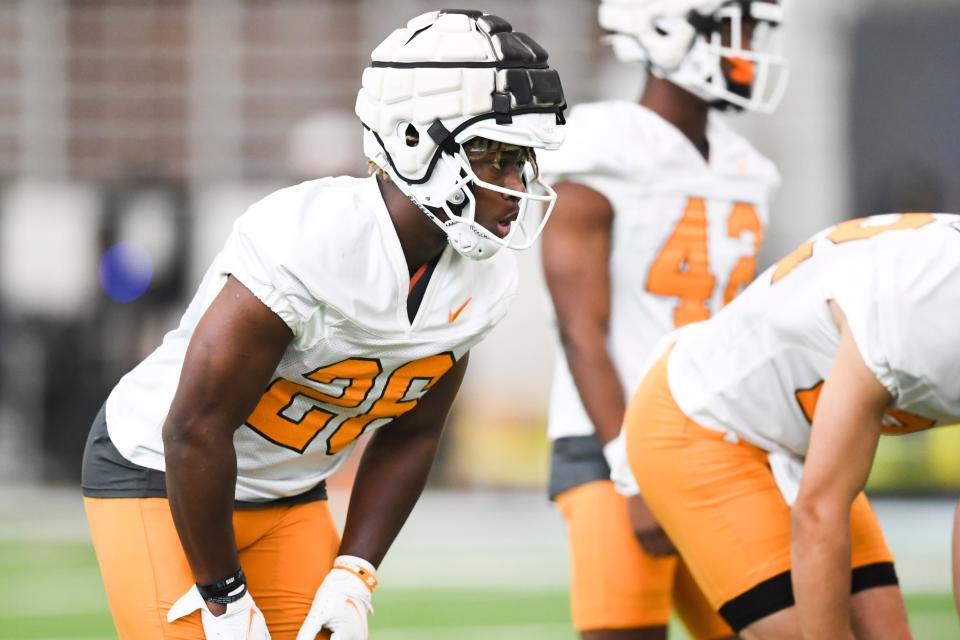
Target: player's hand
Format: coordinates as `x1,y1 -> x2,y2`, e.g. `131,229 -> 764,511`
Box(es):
602,433 -> 640,497
296,555 -> 378,640
167,584 -> 270,639
627,494 -> 677,557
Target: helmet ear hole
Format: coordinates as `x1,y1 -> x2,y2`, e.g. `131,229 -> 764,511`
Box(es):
404,123 -> 420,147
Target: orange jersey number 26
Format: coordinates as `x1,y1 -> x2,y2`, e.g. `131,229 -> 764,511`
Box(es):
245,353 -> 456,455
646,198 -> 762,327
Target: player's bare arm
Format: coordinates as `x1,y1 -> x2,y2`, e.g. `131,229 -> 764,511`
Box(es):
295,354 -> 470,640
790,303 -> 896,640
542,183 -> 674,558
542,182 -> 621,444
162,275 -> 292,610
339,353 -> 468,566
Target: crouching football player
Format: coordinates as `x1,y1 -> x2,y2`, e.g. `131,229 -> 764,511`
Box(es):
80,9 -> 566,640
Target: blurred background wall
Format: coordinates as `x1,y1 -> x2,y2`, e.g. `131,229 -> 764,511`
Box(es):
0,0 -> 958,493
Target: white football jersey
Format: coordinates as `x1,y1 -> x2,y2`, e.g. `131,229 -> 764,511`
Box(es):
669,213 -> 960,457
541,101 -> 780,439
106,175 -> 517,501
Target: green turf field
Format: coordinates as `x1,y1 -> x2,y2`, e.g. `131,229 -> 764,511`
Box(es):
1,540 -> 957,640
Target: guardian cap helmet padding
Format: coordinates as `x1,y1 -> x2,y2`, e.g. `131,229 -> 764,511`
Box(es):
356,9 -> 567,260
600,0 -> 789,114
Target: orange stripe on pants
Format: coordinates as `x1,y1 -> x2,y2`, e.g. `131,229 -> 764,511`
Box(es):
623,351 -> 893,610
556,480 -> 732,638
84,497 -> 339,639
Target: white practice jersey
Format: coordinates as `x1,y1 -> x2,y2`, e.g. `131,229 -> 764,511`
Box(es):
669,213 -> 960,457
541,101 -> 780,440
106,175 -> 517,502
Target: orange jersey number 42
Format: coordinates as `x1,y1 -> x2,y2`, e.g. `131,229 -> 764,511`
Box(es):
646,198 -> 762,327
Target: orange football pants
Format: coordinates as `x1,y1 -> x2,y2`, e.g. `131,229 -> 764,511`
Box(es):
84,497 -> 339,640
556,480 -> 733,638
623,351 -> 893,611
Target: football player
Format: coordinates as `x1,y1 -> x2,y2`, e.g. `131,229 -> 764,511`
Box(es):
617,213 -> 960,638
80,10 -> 565,640
539,1 -> 787,638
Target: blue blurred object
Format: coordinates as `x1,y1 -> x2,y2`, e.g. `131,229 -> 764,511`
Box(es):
98,241 -> 153,303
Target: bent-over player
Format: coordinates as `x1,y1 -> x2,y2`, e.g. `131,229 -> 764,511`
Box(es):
620,213 -> 960,638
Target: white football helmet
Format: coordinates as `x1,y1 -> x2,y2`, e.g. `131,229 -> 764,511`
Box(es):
356,10 -> 567,260
600,0 -> 790,114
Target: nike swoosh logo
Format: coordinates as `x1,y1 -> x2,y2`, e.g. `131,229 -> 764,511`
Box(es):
345,598 -> 364,620
448,297 -> 472,323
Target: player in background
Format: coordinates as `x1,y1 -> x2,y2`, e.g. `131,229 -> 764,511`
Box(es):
539,1 -> 787,638
615,213 -> 960,638
80,10 -> 565,640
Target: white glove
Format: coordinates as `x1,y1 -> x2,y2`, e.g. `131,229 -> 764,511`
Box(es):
296,555 -> 378,640
167,584 -> 270,640
604,431 -> 640,497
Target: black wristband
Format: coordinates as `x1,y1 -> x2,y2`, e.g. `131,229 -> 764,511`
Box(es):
197,568 -> 247,605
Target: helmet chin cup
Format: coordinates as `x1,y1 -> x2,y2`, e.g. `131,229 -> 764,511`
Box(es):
444,218 -> 502,260
447,223 -> 475,252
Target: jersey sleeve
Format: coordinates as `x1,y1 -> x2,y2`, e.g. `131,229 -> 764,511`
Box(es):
829,247 -> 902,399
835,226 -> 960,404
870,228 -> 960,406
221,183 -> 323,342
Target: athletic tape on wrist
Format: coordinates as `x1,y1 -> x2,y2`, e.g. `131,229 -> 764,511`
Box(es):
197,568 -> 247,604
